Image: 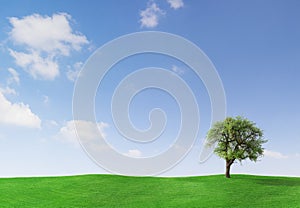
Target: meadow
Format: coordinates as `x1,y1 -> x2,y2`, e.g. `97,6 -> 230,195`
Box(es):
0,174 -> 299,207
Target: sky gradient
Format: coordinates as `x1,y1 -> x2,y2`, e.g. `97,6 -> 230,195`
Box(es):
0,0 -> 299,177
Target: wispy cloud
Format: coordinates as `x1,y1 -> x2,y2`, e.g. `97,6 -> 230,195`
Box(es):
140,1 -> 165,28
56,120 -> 108,147
7,68 -> 20,85
44,120 -> 58,128
43,95 -> 49,105
66,61 -> 83,82
171,65 -> 185,75
8,13 -> 88,80
0,86 -> 17,96
264,150 -> 289,159
0,91 -> 41,128
0,68 -> 20,96
125,149 -> 142,157
167,0 -> 184,10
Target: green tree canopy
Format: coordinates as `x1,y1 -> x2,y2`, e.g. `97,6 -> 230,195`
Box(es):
206,116 -> 267,178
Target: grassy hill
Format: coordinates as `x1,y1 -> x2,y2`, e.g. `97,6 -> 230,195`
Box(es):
0,174 -> 299,207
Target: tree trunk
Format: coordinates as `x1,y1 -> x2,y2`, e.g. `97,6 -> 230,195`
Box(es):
225,159 -> 234,178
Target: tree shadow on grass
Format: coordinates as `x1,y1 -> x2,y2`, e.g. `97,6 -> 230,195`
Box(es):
253,178 -> 300,187
232,175 -> 300,187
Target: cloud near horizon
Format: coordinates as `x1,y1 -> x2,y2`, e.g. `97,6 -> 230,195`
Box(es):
264,150 -> 289,159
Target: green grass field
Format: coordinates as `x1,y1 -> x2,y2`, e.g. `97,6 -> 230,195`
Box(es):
0,174 -> 299,207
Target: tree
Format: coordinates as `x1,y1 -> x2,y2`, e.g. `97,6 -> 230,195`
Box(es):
206,116 -> 267,178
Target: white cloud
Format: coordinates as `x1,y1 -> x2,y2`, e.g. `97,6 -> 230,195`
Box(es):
0,91 -> 41,128
9,49 -> 59,80
140,1 -> 165,28
8,13 -> 88,80
56,120 -> 108,146
167,0 -> 184,9
264,150 -> 289,159
125,149 -> 142,158
171,65 -> 185,75
7,68 -> 20,85
66,61 -> 83,82
9,13 -> 88,55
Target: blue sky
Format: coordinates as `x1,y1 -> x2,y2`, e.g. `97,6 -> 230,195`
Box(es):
0,0 -> 299,177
